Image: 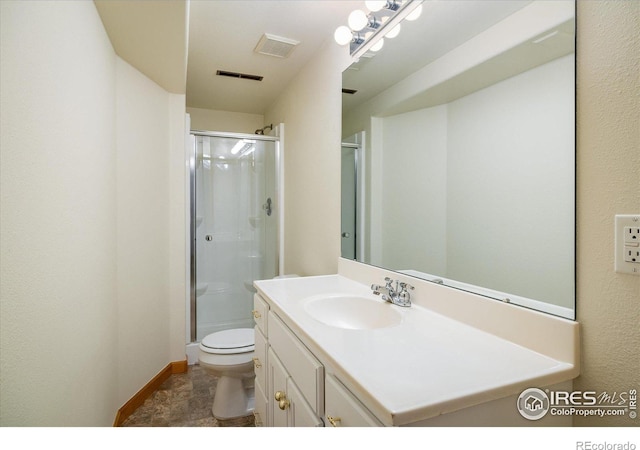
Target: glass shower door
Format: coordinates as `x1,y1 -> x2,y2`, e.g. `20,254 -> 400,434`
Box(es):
192,134 -> 277,342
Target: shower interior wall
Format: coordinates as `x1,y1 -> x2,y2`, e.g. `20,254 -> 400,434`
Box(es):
193,135 -> 278,342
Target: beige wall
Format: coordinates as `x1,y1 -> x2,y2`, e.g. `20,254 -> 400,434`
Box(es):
0,1 -> 186,425
115,59 -> 186,405
574,0 -> 640,426
186,106 -> 264,134
264,42 -> 350,276
0,0 -> 119,425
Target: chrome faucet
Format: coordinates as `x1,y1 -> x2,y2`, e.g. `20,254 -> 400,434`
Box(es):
371,277 -> 414,307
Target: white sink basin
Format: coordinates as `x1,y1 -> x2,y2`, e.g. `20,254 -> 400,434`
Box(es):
303,295 -> 402,330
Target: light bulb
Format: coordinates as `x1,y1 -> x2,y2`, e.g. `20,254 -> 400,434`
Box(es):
386,23 -> 401,38
348,9 -> 368,31
370,38 -> 384,52
406,4 -> 423,21
365,1 -> 386,12
334,26 -> 353,46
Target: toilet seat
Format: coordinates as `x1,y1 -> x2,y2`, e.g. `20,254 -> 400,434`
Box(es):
200,328 -> 254,355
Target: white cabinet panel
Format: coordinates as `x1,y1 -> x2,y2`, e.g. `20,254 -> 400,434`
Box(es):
254,378 -> 268,427
254,327 -> 267,388
325,374 -> 382,427
268,311 -> 324,415
252,294 -> 269,335
287,378 -> 324,427
268,347 -> 289,427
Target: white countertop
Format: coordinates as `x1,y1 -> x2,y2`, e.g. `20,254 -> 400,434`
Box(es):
254,274 -> 578,426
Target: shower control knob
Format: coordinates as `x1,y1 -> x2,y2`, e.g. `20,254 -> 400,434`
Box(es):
205,235 -> 213,241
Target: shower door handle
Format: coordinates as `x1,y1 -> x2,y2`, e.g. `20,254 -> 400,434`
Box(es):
205,235 -> 213,241
263,197 -> 272,216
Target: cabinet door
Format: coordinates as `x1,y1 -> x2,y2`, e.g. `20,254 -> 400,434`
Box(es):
268,311 -> 324,415
287,378 -> 323,427
325,374 -> 382,427
268,348 -> 289,427
267,348 -> 323,427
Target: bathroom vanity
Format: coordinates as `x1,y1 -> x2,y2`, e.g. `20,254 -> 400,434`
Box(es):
251,259 -> 579,427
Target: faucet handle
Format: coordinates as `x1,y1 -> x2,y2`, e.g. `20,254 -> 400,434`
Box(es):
399,282 -> 414,291
384,277 -> 394,289
397,282 -> 414,306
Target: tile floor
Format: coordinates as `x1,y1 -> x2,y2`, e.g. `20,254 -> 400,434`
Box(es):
120,364 -> 255,427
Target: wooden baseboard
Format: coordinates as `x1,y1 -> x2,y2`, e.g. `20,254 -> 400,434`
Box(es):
171,359 -> 188,374
113,359 -> 188,427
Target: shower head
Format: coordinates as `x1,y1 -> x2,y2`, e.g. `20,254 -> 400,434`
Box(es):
255,124 -> 273,135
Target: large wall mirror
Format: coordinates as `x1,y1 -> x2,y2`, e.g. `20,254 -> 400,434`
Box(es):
341,0 -> 576,319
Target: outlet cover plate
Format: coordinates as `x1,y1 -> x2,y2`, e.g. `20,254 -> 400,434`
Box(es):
615,214 -> 640,275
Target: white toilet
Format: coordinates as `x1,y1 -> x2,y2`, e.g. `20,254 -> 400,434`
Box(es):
198,327 -> 255,420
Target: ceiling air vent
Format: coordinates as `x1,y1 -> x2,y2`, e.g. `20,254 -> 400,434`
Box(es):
216,70 -> 263,81
254,33 -> 299,58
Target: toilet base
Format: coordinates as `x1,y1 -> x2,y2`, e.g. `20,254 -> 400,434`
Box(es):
212,376 -> 255,420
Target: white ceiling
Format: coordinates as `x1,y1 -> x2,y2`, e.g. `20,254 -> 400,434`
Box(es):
95,0 -> 189,94
96,0 -> 360,113
95,1 -> 573,118
186,0 -> 360,114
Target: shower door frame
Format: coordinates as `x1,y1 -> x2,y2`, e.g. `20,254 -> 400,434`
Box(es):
189,130 -> 281,343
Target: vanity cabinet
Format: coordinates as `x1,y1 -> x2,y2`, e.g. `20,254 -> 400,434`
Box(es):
253,273 -> 579,427
253,289 -> 389,428
253,294 -> 325,427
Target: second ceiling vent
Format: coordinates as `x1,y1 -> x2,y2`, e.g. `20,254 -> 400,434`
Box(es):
254,33 -> 299,58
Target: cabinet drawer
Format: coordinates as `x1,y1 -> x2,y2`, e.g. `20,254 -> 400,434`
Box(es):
252,294 -> 269,335
325,374 -> 382,427
254,378 -> 268,427
268,311 -> 324,415
254,327 -> 267,388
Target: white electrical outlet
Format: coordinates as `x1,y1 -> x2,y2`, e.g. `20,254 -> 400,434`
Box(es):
624,226 -> 640,244
624,247 -> 640,263
615,214 -> 640,275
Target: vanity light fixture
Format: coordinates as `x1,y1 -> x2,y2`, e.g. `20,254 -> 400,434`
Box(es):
370,38 -> 384,52
405,4 -> 422,21
386,23 -> 401,39
334,0 -> 424,57
365,1 -> 400,12
348,9 -> 381,32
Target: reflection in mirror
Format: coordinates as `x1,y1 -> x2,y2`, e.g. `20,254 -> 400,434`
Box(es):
341,1 -> 575,319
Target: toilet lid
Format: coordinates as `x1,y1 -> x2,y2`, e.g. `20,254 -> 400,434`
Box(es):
200,328 -> 255,354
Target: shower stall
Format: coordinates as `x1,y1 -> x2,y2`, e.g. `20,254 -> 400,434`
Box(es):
189,131 -> 280,343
